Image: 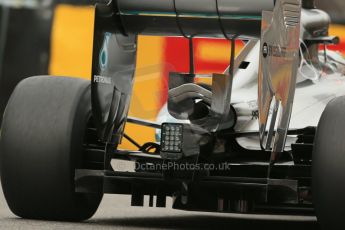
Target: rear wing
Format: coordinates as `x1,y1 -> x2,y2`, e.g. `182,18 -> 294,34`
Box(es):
90,0 -> 302,159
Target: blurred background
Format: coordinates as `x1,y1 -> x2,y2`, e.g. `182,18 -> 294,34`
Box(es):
0,0 -> 344,150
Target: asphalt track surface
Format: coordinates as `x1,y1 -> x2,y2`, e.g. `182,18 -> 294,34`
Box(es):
0,186 -> 320,230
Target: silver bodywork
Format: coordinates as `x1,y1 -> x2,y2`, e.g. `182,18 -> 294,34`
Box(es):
154,0 -> 345,158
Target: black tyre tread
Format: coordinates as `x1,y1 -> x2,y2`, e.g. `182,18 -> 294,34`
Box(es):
313,96 -> 345,230
0,76 -> 102,221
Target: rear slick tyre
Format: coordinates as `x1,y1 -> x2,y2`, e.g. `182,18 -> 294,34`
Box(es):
313,96 -> 345,230
0,76 -> 103,221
